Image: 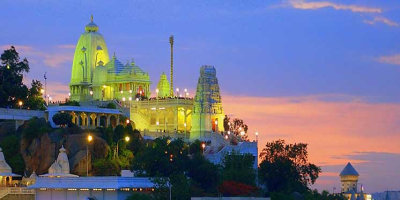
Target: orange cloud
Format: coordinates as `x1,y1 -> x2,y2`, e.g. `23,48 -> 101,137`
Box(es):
377,54 -> 400,65
364,16 -> 399,27
288,0 -> 382,13
222,94 -> 400,166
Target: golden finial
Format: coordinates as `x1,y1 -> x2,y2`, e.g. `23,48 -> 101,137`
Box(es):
91,14 -> 93,22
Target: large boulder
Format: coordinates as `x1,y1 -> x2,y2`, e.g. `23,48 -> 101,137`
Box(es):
21,132 -> 109,176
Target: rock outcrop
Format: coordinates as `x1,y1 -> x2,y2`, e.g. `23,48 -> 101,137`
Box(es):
21,132 -> 109,176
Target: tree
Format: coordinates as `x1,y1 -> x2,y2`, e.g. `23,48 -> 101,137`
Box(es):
25,80 -> 46,110
92,158 -> 119,176
0,46 -> 46,110
223,115 -> 230,132
221,151 -> 257,186
52,112 -> 73,127
223,116 -> 249,141
0,135 -> 25,175
259,140 -> 321,194
0,46 -> 29,108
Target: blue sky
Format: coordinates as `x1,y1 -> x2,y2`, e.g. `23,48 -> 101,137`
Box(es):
1,0 -> 400,193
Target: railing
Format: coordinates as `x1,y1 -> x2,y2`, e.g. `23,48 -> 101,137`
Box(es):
0,187 -> 35,199
0,108 -> 45,120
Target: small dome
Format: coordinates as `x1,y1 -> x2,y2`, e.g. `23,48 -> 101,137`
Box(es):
29,171 -> 38,179
85,15 -> 99,32
48,161 -> 61,174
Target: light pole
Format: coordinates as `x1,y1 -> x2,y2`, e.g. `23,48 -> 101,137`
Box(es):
89,90 -> 93,104
255,132 -> 259,142
44,72 -> 47,105
116,136 -> 130,159
201,143 -> 206,155
18,101 -> 23,109
87,134 -> 93,176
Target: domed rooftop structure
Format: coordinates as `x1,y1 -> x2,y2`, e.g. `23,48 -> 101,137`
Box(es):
85,15 -> 99,32
0,147 -> 21,177
340,162 -> 359,176
70,15 -> 110,86
156,72 -> 170,98
0,147 -> 11,174
41,146 -> 78,178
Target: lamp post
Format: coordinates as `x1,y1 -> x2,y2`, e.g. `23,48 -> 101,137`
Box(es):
89,90 -> 93,104
87,134 -> 93,176
18,101 -> 23,109
116,136 -> 130,159
255,132 -> 259,142
201,143 -> 206,155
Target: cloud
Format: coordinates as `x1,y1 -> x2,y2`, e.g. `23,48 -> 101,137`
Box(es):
43,54 -> 72,68
222,93 -> 400,192
286,0 -> 397,27
315,152 -> 400,193
288,0 -> 382,13
0,44 -> 73,68
377,54 -> 400,65
364,16 -> 399,27
57,44 -> 76,49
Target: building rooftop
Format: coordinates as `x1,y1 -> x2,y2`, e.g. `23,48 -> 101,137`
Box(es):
28,177 -> 155,189
340,162 -> 359,176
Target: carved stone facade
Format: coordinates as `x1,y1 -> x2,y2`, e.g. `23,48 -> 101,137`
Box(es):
190,66 -> 224,140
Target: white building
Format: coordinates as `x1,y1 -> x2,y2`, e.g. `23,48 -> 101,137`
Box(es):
28,146 -> 155,200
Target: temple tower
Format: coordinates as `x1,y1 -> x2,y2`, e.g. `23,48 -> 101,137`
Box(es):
157,72 -> 171,98
340,162 -> 359,193
169,35 -> 174,96
190,66 -> 224,141
69,15 -> 110,102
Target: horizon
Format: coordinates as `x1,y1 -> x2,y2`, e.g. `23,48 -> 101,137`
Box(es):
1,0 -> 400,194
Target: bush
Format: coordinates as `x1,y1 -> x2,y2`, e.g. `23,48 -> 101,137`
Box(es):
0,135 -> 25,175
106,103 -> 116,109
22,117 -> 51,141
92,158 -> 119,176
52,112 -> 72,127
60,100 -> 80,106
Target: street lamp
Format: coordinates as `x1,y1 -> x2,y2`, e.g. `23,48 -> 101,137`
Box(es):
116,136 -> 130,159
176,88 -> 179,97
255,132 -> 259,142
126,119 -> 130,124
201,143 -> 206,155
87,134 -> 93,176
18,101 -> 23,109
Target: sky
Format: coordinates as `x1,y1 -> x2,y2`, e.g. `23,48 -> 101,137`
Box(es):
1,0 -> 400,194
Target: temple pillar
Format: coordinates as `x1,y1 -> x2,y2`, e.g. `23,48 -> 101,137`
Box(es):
77,112 -> 81,126
106,115 -> 110,127
97,114 -> 100,127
